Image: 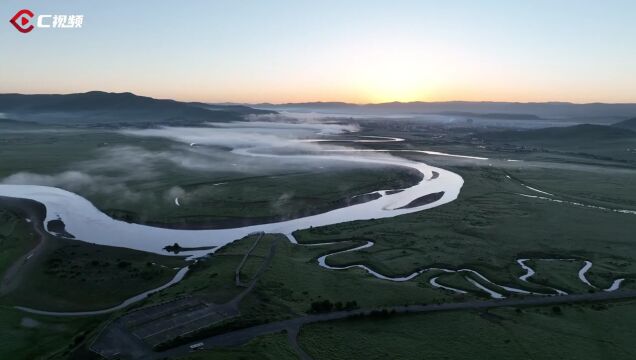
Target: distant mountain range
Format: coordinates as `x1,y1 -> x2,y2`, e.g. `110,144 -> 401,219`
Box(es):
255,101 -> 636,120
3,92 -> 635,127
0,91 -> 274,127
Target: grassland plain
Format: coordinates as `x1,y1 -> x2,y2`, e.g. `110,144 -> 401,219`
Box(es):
478,124 -> 636,164
0,127 -> 167,178
297,300 -> 636,360
0,210 -> 37,276
527,260 -> 594,294
235,235 -> 453,323
0,208 -> 188,359
144,233 -> 275,306
161,301 -> 636,360
0,204 -> 188,311
0,306 -> 104,360
6,141 -> 628,355
108,165 -> 419,228
355,120 -> 636,168
0,124 -> 421,227
1,236 -> 187,312
142,233 -> 456,335
1,121 -> 635,359
294,162 -> 636,296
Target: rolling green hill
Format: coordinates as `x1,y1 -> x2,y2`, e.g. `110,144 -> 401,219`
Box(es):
613,117 -> 636,131
483,124 -> 635,143
0,91 -> 274,127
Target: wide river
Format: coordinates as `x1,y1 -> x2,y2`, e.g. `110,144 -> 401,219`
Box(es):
0,146 -> 465,258
1,130 -> 624,312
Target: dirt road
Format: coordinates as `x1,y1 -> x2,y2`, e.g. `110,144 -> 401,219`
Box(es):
156,289 -> 636,359
0,196 -> 50,296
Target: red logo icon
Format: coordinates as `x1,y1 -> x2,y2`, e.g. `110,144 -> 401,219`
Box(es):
10,9 -> 35,33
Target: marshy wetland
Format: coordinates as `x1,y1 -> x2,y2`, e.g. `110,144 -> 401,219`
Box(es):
1,110 -> 636,359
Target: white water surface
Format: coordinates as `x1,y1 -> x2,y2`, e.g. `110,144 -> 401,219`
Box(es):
0,149 -> 463,258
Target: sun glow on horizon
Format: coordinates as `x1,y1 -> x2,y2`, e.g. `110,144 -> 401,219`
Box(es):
341,39 -> 447,103
359,70 -> 435,103
2,1 -> 636,104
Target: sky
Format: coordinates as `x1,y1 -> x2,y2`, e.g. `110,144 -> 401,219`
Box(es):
1,0 -> 636,104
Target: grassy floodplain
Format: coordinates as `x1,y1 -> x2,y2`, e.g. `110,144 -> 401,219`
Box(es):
0,306 -> 104,360
0,210 -> 37,276
1,117 -> 636,359
294,162 -> 636,296
145,234 -> 451,326
0,204 -> 187,312
168,301 -> 636,360
2,237 -> 186,312
0,123 -> 421,228
296,300 -> 636,360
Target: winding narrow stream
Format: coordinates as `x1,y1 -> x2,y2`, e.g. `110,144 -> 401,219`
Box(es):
312,237 -> 626,299
0,134 -> 470,314
0,131 -> 628,314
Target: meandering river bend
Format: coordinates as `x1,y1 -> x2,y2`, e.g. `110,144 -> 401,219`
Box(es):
0,131 -> 626,315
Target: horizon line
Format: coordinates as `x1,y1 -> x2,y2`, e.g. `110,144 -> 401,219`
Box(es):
3,90 -> 636,106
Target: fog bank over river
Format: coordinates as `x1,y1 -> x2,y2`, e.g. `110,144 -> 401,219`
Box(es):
0,121 -> 464,257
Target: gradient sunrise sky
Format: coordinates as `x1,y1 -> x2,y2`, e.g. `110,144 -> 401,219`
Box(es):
2,0 -> 635,104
